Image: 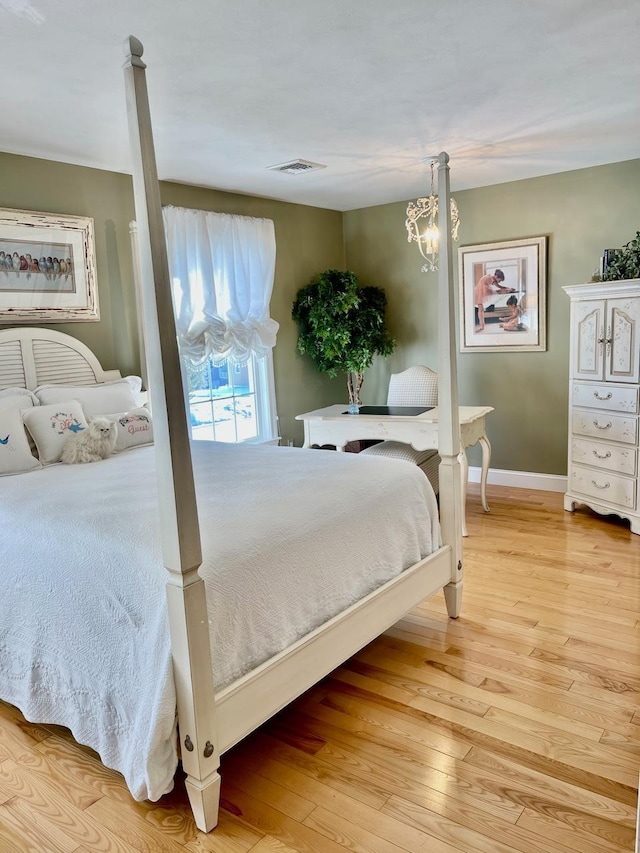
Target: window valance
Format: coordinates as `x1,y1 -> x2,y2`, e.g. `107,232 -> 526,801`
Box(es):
163,205 -> 278,365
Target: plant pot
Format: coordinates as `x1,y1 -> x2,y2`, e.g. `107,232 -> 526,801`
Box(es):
347,371 -> 364,414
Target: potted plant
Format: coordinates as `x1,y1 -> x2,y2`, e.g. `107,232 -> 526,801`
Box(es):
292,269 -> 395,410
603,232 -> 640,281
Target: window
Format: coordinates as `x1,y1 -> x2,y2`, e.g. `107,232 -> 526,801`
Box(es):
184,352 -> 277,444
162,204 -> 279,445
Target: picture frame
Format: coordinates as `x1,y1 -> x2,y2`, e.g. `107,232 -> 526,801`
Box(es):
458,236 -> 546,352
0,208 -> 99,323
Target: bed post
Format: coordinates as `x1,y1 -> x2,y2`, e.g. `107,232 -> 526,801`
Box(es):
436,152 -> 464,617
122,36 -> 221,831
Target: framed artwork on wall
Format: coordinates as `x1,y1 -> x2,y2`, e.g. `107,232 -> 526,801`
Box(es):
459,236 -> 547,352
0,208 -> 99,323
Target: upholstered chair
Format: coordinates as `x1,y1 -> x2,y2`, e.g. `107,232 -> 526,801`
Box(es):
360,365 -> 440,493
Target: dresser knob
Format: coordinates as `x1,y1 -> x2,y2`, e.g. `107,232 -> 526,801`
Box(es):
592,450 -> 611,459
593,391 -> 612,401
591,480 -> 610,489
593,421 -> 612,430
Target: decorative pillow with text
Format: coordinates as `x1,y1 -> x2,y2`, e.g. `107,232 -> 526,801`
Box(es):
23,400 -> 89,465
105,407 -> 154,453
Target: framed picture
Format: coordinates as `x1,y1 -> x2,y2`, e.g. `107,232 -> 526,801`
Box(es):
459,236 -> 546,352
0,208 -> 99,323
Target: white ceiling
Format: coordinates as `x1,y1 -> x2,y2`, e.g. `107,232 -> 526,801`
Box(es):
1,0 -> 639,211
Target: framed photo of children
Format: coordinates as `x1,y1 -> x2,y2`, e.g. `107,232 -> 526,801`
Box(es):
458,236 -> 547,353
0,208 -> 99,323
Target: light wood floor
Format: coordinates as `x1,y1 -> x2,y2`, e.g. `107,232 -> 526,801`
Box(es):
1,485 -> 639,852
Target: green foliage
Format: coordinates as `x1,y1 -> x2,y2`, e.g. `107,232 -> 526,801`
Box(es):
291,269 -> 395,378
603,232 -> 640,282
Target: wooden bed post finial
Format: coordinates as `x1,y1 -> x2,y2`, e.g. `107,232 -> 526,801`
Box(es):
123,35 -> 146,69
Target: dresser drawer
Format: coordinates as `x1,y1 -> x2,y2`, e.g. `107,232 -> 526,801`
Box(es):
571,382 -> 639,414
570,465 -> 636,510
570,437 -> 637,476
571,409 -> 638,445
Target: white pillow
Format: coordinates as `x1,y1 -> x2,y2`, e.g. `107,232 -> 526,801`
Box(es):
23,400 -> 89,465
0,387 -> 39,412
104,407 -> 154,452
34,377 -> 141,417
0,408 -> 41,476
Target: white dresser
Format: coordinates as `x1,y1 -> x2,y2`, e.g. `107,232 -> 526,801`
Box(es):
564,279 -> 640,534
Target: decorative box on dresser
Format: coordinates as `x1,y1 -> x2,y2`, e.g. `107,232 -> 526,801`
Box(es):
563,278 -> 640,534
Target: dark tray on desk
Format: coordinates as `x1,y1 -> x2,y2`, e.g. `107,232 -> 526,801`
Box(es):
343,405 -> 434,416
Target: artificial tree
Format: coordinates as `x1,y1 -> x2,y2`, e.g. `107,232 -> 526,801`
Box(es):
292,269 -> 395,407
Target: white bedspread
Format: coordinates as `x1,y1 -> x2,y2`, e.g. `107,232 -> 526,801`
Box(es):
0,442 -> 439,801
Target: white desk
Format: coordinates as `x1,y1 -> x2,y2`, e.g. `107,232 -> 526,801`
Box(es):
296,404 -> 494,537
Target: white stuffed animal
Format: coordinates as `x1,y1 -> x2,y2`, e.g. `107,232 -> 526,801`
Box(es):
61,417 -> 117,464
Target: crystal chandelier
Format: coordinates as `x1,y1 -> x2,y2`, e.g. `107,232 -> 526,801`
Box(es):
405,159 -> 460,272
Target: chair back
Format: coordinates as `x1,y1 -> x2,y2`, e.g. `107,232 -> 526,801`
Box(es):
387,366 -> 438,407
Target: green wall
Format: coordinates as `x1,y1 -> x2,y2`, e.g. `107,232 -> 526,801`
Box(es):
0,152 -> 345,445
343,158 -> 640,475
4,151 -> 640,469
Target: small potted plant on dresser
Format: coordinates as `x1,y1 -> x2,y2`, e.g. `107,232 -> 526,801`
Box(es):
602,232 -> 640,282
564,232 -> 640,534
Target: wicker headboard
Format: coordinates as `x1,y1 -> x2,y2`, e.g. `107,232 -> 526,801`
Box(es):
0,328 -> 121,391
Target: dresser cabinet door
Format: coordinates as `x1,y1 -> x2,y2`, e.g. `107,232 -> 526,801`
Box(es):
572,300 -> 605,380
606,297 -> 640,384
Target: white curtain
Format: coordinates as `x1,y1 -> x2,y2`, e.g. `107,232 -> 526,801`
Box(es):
162,205 -> 278,365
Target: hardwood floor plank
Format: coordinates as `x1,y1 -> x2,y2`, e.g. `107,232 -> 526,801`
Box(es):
528,646 -> 640,693
515,805 -> 634,853
221,757 -> 317,822
0,796 -> 78,852
231,732 -> 391,810
346,651 -> 606,741
564,636 -> 640,667
0,706 -> 53,764
402,609 -> 571,647
86,795 -> 199,853
34,734 -> 134,804
332,664 -> 492,718
221,781 -> 350,853
0,760 -> 136,852
463,747 -> 637,827
404,693 -> 639,791
247,836 -> 301,853
16,747 -> 102,811
303,806 -> 424,853
382,793 -> 575,853
184,810 -> 264,852
312,721 -> 525,825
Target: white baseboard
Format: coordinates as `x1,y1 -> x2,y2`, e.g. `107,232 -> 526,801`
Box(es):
468,466 -> 567,493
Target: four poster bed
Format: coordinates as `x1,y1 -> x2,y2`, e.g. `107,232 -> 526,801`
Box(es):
0,37 -> 464,834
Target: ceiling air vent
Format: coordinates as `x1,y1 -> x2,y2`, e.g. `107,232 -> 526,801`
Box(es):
267,159 -> 326,175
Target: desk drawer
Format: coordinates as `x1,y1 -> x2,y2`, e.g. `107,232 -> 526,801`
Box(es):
570,465 -> 636,510
572,409 -> 638,445
572,382 -> 638,414
570,437 -> 637,476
